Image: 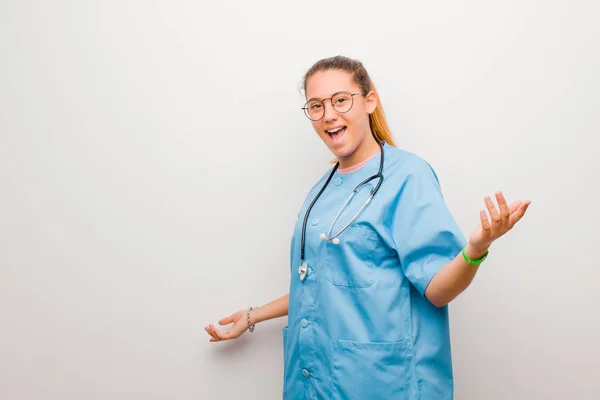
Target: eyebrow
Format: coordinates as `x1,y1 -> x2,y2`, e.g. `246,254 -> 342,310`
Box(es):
307,91 -> 348,103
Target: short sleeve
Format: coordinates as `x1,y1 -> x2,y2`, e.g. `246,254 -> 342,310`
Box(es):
389,159 -> 467,298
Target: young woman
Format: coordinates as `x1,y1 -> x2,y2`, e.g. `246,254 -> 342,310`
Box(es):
205,55 -> 530,399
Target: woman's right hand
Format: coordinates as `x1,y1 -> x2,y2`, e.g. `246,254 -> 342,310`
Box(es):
204,309 -> 249,342
204,294 -> 287,342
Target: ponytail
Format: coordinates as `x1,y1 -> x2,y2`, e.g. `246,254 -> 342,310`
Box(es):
368,83 -> 396,147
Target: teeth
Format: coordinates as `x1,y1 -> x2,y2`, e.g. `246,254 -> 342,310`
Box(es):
327,127 -> 344,133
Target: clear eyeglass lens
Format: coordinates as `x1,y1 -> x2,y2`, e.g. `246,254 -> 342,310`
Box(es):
331,93 -> 353,113
305,101 -> 324,120
304,93 -> 354,120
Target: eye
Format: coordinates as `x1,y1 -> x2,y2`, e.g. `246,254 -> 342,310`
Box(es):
310,103 -> 322,110
334,94 -> 352,104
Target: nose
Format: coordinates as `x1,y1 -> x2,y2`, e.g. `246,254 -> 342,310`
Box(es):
323,99 -> 338,122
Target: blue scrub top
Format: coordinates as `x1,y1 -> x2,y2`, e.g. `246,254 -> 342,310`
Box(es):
283,143 -> 466,399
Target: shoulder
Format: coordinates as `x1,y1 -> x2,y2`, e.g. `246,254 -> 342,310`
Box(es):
383,146 -> 441,186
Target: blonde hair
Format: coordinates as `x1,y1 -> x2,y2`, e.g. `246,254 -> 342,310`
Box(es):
302,55 -> 396,147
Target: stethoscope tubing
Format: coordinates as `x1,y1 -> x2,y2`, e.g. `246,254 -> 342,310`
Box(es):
300,141 -> 385,263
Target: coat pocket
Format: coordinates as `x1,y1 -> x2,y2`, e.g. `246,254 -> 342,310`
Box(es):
322,224 -> 391,288
331,338 -> 413,399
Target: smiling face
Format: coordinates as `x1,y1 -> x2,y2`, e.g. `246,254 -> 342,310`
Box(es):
304,69 -> 379,168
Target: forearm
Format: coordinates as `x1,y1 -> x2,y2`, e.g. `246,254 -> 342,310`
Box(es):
424,243 -> 489,307
250,293 -> 289,324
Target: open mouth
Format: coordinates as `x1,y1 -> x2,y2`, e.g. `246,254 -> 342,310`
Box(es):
326,126 -> 347,143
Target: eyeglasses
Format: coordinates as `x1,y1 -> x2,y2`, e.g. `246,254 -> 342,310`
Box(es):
302,92 -> 362,121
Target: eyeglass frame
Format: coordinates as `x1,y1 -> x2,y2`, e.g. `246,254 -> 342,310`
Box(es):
301,91 -> 363,121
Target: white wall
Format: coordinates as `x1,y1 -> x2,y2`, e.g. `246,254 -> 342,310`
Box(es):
1,1 -> 598,399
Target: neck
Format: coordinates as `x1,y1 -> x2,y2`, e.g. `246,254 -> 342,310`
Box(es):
338,135 -> 381,169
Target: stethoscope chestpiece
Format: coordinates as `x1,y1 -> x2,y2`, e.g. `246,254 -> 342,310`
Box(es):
298,261 -> 308,281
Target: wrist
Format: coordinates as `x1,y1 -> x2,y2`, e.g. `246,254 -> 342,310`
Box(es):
246,306 -> 258,332
248,306 -> 262,325
465,242 -> 489,261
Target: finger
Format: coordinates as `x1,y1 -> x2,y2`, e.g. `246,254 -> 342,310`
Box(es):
210,325 -> 224,341
509,200 -> 522,215
211,324 -> 232,341
485,196 -> 501,227
495,191 -> 510,229
204,326 -> 218,340
480,209 -> 491,233
509,200 -> 531,228
205,326 -> 219,340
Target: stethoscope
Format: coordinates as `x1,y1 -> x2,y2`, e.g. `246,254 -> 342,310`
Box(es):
298,140 -> 385,281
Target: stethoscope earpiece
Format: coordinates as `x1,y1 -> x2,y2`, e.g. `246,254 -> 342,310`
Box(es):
319,233 -> 341,245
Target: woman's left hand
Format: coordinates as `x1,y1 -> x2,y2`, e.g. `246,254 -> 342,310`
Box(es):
468,191 -> 531,255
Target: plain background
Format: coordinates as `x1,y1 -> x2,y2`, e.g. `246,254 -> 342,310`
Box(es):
1,1 -> 598,399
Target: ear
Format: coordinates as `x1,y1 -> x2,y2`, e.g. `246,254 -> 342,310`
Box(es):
364,90 -> 378,114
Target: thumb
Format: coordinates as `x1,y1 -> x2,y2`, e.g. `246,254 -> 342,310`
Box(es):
218,314 -> 235,325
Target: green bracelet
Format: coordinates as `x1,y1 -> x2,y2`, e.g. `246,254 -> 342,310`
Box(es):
462,246 -> 489,265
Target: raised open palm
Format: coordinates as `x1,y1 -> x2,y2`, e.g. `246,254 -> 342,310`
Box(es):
469,191 -> 531,253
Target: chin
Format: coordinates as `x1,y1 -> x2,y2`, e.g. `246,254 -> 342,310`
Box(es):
330,143 -> 355,159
